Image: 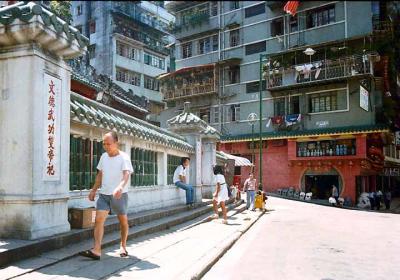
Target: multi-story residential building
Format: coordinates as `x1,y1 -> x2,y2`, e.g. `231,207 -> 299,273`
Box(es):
71,1 -> 174,124
160,1 -> 400,204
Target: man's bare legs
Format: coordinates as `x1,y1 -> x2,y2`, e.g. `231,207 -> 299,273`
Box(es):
91,210 -> 109,256
118,214 -> 129,254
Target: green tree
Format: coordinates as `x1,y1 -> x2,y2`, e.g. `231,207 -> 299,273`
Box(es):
49,1 -> 72,24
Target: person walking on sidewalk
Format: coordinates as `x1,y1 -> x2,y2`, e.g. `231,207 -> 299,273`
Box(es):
174,157 -> 195,206
80,131 -> 133,260
211,165 -> 229,224
384,190 -> 392,210
244,173 -> 257,211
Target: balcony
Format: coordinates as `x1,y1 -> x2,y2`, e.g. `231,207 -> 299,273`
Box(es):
112,5 -> 170,35
113,24 -> 169,55
159,64 -> 218,101
265,53 -> 379,90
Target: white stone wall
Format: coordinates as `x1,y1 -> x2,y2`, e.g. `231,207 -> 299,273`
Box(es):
69,122 -> 191,212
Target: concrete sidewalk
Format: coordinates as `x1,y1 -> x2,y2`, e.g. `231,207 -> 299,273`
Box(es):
2,204 -> 264,280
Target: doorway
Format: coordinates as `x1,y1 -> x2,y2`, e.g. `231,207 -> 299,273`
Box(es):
305,175 -> 340,199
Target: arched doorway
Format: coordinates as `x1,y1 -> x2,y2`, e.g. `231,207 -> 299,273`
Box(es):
301,168 -> 343,199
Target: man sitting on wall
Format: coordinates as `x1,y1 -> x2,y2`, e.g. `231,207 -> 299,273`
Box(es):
174,157 -> 195,207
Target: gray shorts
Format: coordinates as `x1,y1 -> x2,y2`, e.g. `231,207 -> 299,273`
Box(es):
96,193 -> 128,215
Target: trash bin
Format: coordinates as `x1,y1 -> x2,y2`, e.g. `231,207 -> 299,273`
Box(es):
254,192 -> 265,209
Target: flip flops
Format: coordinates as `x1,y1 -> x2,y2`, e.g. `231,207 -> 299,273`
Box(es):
79,250 -> 101,260
120,250 -> 129,257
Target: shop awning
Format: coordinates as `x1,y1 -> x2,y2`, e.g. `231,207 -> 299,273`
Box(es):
217,151 -> 254,167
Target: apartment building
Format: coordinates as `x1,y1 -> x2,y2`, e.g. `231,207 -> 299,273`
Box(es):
160,1 -> 400,204
71,1 -> 174,123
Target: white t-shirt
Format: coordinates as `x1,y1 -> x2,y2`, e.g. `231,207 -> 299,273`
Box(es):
173,165 -> 187,184
97,151 -> 133,195
214,174 -> 229,203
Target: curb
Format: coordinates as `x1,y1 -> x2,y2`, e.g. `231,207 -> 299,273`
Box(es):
189,209 -> 265,280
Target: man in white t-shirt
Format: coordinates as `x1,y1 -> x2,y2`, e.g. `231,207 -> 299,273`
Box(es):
173,157 -> 195,206
79,131 -> 133,260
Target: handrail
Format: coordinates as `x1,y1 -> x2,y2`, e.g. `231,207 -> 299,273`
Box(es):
267,53 -> 377,89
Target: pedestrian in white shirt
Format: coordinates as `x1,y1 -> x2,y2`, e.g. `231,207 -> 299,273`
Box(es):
79,131 -> 133,260
173,157 -> 195,206
211,165 -> 229,224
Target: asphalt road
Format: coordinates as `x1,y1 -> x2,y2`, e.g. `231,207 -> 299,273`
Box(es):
203,196 -> 400,280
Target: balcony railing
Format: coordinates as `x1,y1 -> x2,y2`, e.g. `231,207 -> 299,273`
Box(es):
112,5 -> 170,34
113,25 -> 169,55
266,53 -> 378,89
162,82 -> 217,101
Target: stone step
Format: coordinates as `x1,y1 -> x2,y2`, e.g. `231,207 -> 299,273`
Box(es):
1,199 -> 243,278
0,200 -> 211,268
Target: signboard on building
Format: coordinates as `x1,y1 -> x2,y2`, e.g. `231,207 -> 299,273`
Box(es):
360,85 -> 369,111
395,131 -> 400,146
316,121 -> 329,128
43,73 -> 62,181
382,168 -> 400,177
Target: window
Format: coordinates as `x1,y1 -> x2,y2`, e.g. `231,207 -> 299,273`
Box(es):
228,66 -> 240,84
167,155 -> 181,185
309,92 -> 338,113
289,16 -> 298,33
274,98 -> 285,116
212,106 -> 219,124
245,3 -> 265,18
245,41 -> 266,55
144,52 -> 165,69
230,29 -> 240,47
129,71 -> 141,86
116,41 -> 137,60
88,44 -> 96,59
198,37 -> 210,54
89,20 -> 96,34
271,18 -> 284,37
131,148 -> 158,186
144,75 -> 159,91
69,136 -> 104,191
289,96 -> 300,114
116,68 -> 141,86
199,108 -> 211,123
230,1 -> 240,10
116,68 -> 127,83
211,2 -> 218,16
231,104 -> 240,122
182,42 -> 192,58
246,81 -> 266,93
212,35 -> 218,51
76,4 -> 83,16
306,5 -> 335,29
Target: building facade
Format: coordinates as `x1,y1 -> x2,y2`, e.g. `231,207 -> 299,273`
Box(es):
71,1 -> 175,123
160,1 -> 400,204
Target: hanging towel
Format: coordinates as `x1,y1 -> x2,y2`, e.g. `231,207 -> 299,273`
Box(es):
285,114 -> 301,126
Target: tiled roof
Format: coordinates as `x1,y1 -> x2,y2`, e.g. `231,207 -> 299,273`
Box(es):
70,93 -> 194,153
167,110 -> 220,137
221,124 -> 390,143
0,2 -> 89,48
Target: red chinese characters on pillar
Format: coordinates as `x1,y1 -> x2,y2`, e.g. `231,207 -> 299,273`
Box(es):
46,80 -> 56,176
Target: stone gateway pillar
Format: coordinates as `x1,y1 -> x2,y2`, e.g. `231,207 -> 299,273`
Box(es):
0,2 -> 87,239
167,102 -> 220,202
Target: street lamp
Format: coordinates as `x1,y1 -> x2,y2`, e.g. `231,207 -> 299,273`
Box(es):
303,47 -> 316,81
258,53 -> 269,191
247,112 -> 257,173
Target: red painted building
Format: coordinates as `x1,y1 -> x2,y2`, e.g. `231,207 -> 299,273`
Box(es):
219,125 -> 390,205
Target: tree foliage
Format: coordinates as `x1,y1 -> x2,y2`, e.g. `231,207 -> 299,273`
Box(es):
49,1 -> 72,24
